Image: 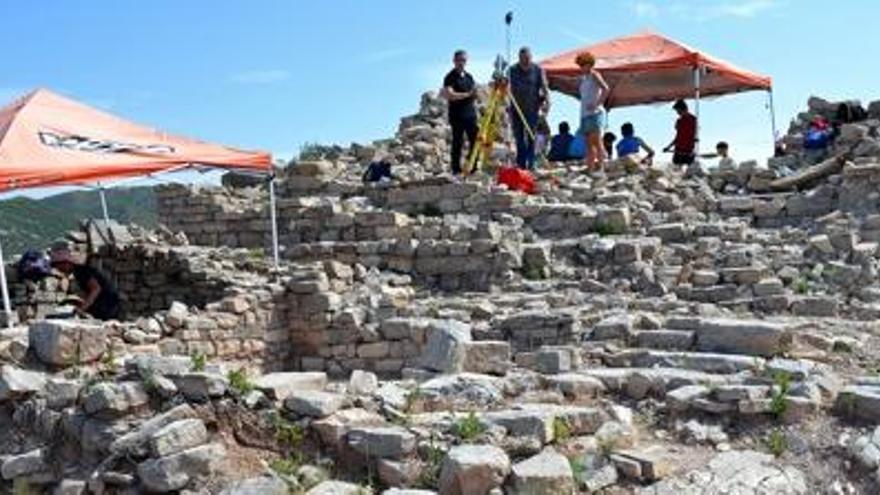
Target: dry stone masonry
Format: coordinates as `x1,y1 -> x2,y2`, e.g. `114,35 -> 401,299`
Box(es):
0,92 -> 880,493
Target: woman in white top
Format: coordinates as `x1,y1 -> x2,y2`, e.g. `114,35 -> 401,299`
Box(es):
576,52 -> 609,171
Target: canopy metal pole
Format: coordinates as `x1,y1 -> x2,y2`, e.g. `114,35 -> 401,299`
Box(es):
694,66 -> 702,157
98,183 -> 110,223
768,89 -> 778,151
268,175 -> 280,270
0,237 -> 13,329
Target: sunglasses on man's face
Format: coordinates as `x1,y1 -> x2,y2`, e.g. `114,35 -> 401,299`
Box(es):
455,58 -> 467,63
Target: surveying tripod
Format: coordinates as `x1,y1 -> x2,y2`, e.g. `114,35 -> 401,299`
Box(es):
464,55 -> 538,175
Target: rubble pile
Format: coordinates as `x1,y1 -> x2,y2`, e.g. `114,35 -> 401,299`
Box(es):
2,92 -> 880,494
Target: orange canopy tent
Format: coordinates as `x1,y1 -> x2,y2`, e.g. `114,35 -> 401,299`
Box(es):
540,31 -> 776,149
540,31 -> 772,108
0,89 -> 277,326
0,88 -> 271,190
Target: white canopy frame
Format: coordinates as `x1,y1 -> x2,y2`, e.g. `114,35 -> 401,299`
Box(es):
690,64 -> 778,158
0,163 -> 280,329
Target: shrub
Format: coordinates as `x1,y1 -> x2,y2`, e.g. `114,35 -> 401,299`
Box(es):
770,371 -> 792,418
594,222 -> 623,237
298,142 -> 326,161
228,368 -> 255,395
417,441 -> 446,489
522,265 -> 547,281
273,413 -> 305,450
766,430 -> 787,457
420,204 -> 444,218
553,417 -> 572,443
269,456 -> 301,477
454,412 -> 486,441
190,351 -> 207,372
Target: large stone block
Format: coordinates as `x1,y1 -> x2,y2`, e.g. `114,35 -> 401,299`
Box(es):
137,443 -> 226,492
418,320 -> 472,373
346,426 -> 416,460
0,365 -> 47,401
462,341 -> 511,376
509,448 -> 574,495
694,318 -> 790,357
149,419 -> 209,458
29,320 -> 107,367
252,372 -> 328,400
438,444 -> 510,495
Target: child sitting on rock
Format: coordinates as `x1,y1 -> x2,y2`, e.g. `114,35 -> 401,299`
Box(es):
615,122 -> 654,173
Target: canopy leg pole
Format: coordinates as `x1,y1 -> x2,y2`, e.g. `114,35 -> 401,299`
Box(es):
694,66 -> 701,157
768,89 -> 778,152
0,237 -> 13,329
98,184 -> 110,224
269,175 -> 280,271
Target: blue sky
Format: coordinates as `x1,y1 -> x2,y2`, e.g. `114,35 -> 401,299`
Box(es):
0,0 -> 877,198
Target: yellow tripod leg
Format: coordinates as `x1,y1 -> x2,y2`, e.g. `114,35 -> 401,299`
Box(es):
465,86 -> 502,175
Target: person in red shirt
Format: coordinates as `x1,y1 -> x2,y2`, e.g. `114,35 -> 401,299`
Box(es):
663,99 -> 697,167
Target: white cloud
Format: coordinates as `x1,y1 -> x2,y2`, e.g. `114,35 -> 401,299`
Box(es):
361,47 -> 415,64
633,1 -> 660,18
714,0 -> 777,18
558,26 -> 592,44
228,70 -> 291,85
631,0 -> 780,21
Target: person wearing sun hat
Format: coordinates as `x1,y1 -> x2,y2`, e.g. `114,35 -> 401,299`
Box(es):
575,51 -> 609,171
50,248 -> 120,321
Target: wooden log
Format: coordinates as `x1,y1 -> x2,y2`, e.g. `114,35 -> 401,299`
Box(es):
769,154 -> 846,191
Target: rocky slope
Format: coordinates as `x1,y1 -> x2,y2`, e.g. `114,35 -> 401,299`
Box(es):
0,91 -> 879,494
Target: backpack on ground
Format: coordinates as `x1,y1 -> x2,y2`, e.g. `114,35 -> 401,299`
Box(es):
362,161 -> 393,183
836,102 -> 867,124
17,248 -> 51,281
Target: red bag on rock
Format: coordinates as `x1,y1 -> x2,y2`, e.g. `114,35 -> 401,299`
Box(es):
496,166 -> 537,194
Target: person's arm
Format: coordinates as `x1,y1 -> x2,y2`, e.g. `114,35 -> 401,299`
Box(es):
442,86 -> 473,102
638,137 -> 655,158
539,68 -> 551,113
78,277 -> 102,312
594,70 -> 610,108
441,74 -> 473,102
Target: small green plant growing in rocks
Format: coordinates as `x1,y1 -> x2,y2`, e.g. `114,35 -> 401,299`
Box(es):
273,414 -> 306,450
553,417 -> 572,444
417,438 -> 446,489
453,411 -> 486,441
420,204 -> 444,218
770,371 -> 792,418
227,368 -> 255,395
12,479 -> 34,495
568,456 -> 588,487
766,430 -> 787,457
98,345 -> 117,379
522,265 -> 547,281
832,339 -> 853,353
269,456 -> 301,477
793,277 -> 809,295
597,435 -> 618,458
404,388 -> 424,415
594,222 -> 623,237
189,351 -> 207,372
141,367 -> 160,394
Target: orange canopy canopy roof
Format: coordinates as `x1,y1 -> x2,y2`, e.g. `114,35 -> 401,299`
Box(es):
0,89 -> 271,191
540,31 -> 771,109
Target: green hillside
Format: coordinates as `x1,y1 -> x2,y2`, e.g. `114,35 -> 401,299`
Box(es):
0,187 -> 157,257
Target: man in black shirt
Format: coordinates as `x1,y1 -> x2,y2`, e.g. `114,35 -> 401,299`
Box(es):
51,249 -> 120,321
442,49 -> 478,175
